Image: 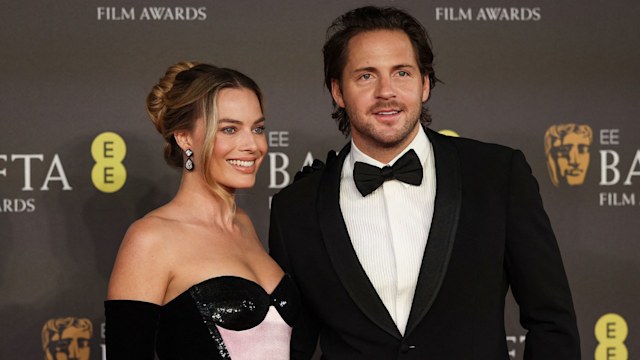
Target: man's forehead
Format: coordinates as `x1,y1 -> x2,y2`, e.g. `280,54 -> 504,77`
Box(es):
345,30 -> 416,63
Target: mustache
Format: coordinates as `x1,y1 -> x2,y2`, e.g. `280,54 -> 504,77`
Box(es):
368,101 -> 405,113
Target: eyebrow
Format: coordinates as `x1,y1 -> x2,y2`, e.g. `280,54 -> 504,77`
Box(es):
352,64 -> 416,73
218,117 -> 266,125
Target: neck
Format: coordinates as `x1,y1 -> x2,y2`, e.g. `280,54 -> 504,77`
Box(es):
174,171 -> 236,227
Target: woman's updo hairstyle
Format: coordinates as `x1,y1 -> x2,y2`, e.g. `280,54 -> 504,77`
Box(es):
147,61 -> 198,167
146,61 -> 263,213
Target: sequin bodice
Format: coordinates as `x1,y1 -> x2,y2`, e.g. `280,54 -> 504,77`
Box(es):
156,275 -> 299,360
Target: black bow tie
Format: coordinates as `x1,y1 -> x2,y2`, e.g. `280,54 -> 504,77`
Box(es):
353,149 -> 423,197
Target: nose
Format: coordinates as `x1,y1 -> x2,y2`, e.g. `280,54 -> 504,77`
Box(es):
568,145 -> 579,165
374,75 -> 395,99
68,342 -> 80,360
239,129 -> 259,152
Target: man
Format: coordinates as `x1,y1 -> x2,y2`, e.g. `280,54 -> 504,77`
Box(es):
42,317 -> 93,360
269,6 -> 580,359
545,123 -> 593,186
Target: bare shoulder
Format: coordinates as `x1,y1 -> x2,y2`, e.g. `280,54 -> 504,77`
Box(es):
107,215 -> 176,303
128,213 -> 174,240
118,214 -> 176,257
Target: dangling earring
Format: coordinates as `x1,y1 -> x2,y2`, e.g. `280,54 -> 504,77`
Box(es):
184,149 -> 194,171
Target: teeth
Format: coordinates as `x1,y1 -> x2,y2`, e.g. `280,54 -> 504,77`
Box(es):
227,160 -> 255,167
377,111 -> 399,115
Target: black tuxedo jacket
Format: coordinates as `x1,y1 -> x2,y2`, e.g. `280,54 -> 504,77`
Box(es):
269,129 -> 580,359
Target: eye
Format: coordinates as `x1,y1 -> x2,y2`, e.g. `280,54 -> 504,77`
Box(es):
398,70 -> 409,77
360,73 -> 372,80
221,126 -> 236,134
557,145 -> 571,158
253,125 -> 266,134
78,339 -> 90,348
53,339 -> 71,351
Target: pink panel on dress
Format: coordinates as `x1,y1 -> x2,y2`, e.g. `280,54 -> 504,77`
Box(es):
216,306 -> 292,360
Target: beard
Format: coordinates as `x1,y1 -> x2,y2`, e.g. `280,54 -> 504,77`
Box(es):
346,100 -> 422,149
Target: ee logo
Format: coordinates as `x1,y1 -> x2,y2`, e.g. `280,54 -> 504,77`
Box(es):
595,313 -> 628,360
91,132 -> 126,193
438,129 -> 460,137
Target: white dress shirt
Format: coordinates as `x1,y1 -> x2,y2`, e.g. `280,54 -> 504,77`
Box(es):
340,126 -> 436,335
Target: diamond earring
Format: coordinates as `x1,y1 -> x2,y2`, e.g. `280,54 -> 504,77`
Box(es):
185,149 -> 194,171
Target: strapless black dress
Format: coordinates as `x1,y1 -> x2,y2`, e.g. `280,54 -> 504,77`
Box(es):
105,274 -> 299,360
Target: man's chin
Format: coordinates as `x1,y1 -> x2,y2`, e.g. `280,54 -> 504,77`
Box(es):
376,126 -> 420,148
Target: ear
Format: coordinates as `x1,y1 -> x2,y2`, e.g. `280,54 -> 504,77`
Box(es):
421,75 -> 431,102
331,79 -> 345,108
173,130 -> 192,151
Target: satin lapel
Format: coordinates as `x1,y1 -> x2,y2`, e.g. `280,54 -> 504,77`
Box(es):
317,143 -> 402,340
405,129 -> 462,335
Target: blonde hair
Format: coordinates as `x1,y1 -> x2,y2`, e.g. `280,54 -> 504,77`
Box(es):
146,62 -> 264,214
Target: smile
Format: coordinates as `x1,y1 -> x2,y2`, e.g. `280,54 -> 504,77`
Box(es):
374,110 -> 400,115
227,159 -> 255,167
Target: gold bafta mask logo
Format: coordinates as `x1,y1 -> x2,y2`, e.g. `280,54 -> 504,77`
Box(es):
42,317 -> 93,360
544,124 -> 593,186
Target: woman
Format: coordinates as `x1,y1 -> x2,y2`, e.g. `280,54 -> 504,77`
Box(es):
105,62 -> 298,359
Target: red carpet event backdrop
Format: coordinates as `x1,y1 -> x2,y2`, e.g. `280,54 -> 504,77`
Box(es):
1,1 -> 638,359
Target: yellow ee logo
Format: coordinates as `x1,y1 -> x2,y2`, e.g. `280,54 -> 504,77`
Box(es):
91,132 -> 126,193
438,129 -> 460,137
595,313 -> 628,360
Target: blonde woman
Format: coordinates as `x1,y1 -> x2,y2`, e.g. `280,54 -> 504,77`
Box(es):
105,62 -> 298,359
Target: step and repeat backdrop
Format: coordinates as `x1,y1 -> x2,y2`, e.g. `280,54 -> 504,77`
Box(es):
1,0 -> 638,359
